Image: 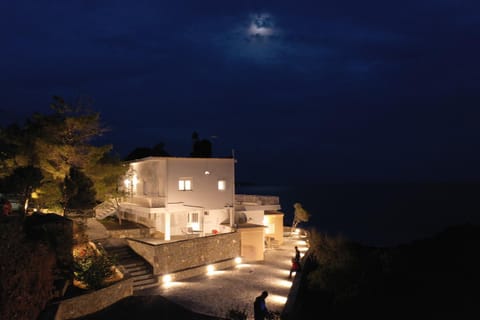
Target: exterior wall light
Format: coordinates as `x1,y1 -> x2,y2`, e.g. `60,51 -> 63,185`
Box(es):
163,274 -> 172,283
207,265 -> 215,274
234,257 -> 242,264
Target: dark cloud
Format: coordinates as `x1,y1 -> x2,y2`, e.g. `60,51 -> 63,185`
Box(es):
1,0 -> 479,182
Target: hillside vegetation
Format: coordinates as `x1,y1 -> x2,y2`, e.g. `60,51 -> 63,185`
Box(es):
291,223 -> 479,319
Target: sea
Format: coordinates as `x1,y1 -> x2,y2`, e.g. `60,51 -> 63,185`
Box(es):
236,182 -> 480,248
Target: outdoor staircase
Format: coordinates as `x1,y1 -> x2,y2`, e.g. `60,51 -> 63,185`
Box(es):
105,245 -> 159,292
94,200 -> 118,220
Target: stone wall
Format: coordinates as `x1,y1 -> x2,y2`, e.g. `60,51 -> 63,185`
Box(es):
107,226 -> 153,238
54,277 -> 133,320
127,232 -> 241,276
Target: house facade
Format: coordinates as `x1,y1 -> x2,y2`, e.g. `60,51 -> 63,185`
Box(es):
98,156 -> 284,261
117,156 -> 237,240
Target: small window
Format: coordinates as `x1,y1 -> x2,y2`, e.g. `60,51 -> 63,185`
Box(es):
179,178 -> 192,191
218,179 -> 226,191
189,212 -> 199,224
188,212 -> 200,231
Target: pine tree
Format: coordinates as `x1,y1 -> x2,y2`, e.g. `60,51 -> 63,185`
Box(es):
292,202 -> 310,231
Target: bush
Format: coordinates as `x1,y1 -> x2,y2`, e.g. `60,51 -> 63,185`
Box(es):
225,305 -> 248,320
73,242 -> 116,290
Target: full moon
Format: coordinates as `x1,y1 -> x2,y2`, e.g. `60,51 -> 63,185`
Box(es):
248,13 -> 274,37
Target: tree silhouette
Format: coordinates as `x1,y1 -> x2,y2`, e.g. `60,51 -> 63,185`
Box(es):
0,165 -> 43,215
152,142 -> 170,156
190,131 -> 212,157
124,142 -> 170,161
63,166 -> 96,215
124,147 -> 154,161
292,202 -> 310,231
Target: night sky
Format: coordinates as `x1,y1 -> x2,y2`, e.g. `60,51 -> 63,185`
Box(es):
1,0 -> 479,185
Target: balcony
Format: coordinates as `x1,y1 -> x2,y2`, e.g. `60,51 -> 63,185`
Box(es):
125,196 -> 166,208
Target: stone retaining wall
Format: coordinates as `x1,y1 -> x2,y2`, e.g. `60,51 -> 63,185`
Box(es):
54,277 -> 133,320
107,226 -> 153,238
163,258 -> 238,282
127,232 -> 241,276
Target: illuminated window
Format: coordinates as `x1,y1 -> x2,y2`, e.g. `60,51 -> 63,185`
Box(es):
188,212 -> 200,231
218,179 -> 226,191
178,178 -> 192,191
189,212 -> 199,224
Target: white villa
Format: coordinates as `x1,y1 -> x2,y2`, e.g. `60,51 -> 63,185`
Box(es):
96,156 -> 284,261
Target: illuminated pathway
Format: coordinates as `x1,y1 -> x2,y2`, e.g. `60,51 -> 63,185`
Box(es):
138,230 -> 309,319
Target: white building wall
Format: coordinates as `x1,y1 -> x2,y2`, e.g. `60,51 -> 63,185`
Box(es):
130,159 -> 167,197
166,157 -> 235,209
203,208 -> 230,234
244,210 -> 265,225
122,157 -> 236,236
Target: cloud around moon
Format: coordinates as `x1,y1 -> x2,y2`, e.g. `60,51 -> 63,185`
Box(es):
247,13 -> 275,37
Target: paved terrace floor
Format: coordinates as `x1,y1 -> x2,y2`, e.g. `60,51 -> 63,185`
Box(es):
85,218 -> 309,319
139,233 -> 308,319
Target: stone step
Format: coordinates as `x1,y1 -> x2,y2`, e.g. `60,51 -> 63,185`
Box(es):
130,269 -> 151,277
133,281 -> 161,291
132,273 -> 157,283
124,264 -> 149,272
131,273 -> 155,282
108,248 -> 132,255
102,244 -> 157,292
132,277 -> 158,287
109,253 -> 132,260
122,261 -> 145,268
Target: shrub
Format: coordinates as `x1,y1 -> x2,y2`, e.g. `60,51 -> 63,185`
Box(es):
73,242 -> 116,290
225,305 -> 248,320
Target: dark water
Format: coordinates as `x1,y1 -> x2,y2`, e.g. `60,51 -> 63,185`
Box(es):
236,182 -> 480,247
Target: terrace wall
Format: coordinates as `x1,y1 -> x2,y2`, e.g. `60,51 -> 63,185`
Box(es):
127,231 -> 241,277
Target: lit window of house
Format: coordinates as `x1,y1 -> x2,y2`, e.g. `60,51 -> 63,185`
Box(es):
189,212 -> 199,224
188,212 -> 200,231
178,178 -> 192,191
218,179 -> 226,191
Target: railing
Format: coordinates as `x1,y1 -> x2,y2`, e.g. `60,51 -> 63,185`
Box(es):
235,194 -> 280,205
124,196 -> 166,208
119,208 -> 158,228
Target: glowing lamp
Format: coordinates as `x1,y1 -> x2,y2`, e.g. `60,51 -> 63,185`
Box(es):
163,274 -> 172,283
207,265 -> 215,274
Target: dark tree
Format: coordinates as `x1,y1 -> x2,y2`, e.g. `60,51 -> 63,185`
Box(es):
1,96 -> 114,212
124,142 -> 170,161
124,147 -> 153,161
63,166 -> 96,214
152,142 -> 170,156
190,131 -> 212,157
0,165 -> 43,215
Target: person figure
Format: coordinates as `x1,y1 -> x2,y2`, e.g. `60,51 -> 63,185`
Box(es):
2,199 -> 12,216
254,290 -> 269,320
289,257 -> 299,279
294,246 -> 301,261
294,246 -> 301,272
